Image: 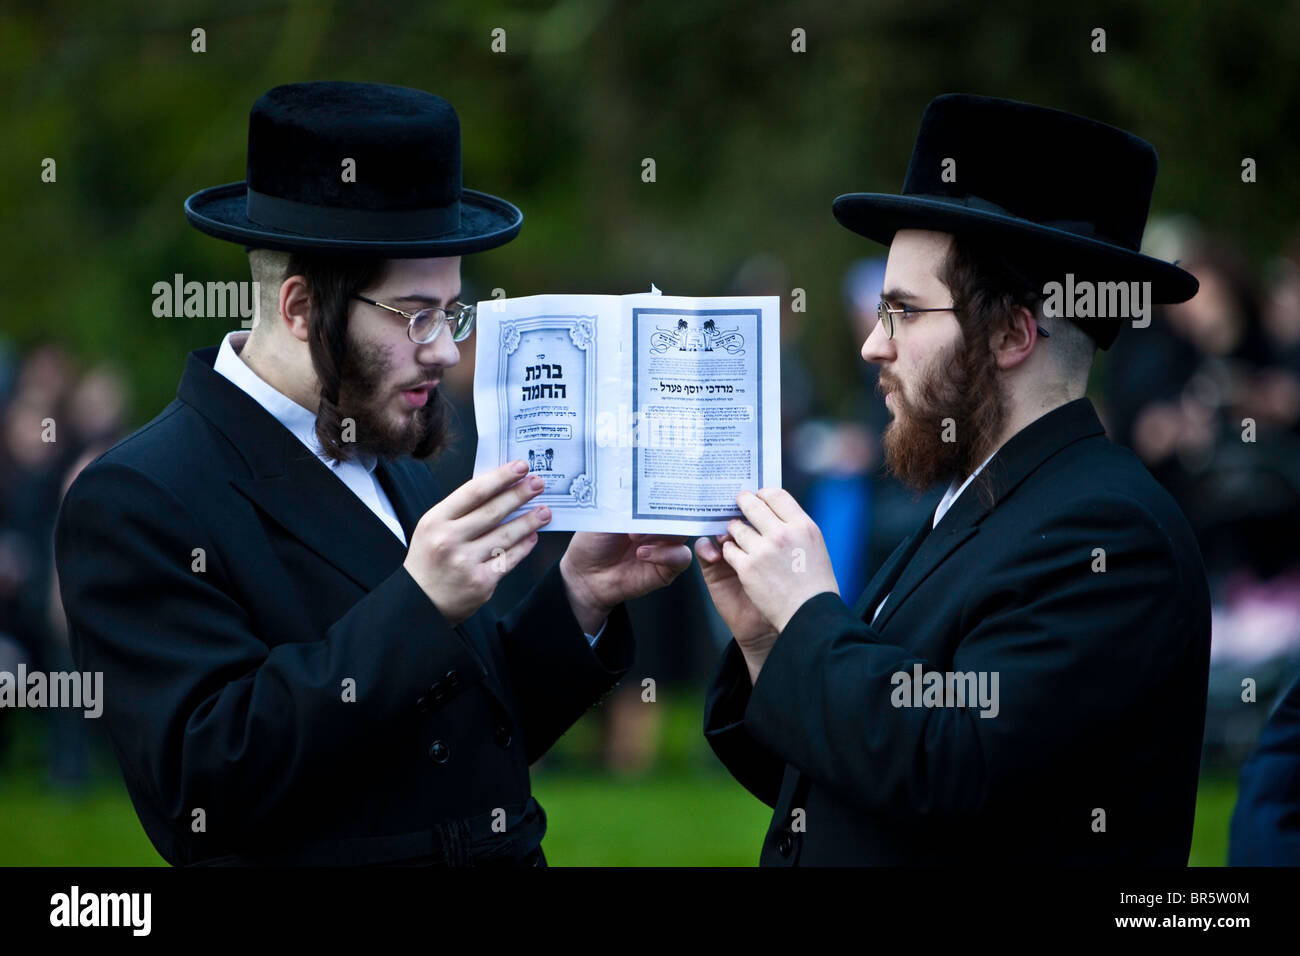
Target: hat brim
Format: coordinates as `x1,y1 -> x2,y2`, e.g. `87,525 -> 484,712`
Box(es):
184,182 -> 522,257
832,193 -> 1198,305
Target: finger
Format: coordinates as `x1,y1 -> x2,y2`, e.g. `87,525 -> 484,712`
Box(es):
484,504 -> 552,558
462,473 -> 548,539
440,460 -> 531,520
635,543 -> 693,570
694,536 -> 720,563
735,490 -> 782,535
755,487 -> 801,523
490,528 -> 540,577
720,537 -> 746,567
726,518 -> 760,553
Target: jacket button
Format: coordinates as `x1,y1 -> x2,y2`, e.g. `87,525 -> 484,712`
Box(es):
495,726 -> 512,749
416,694 -> 430,713
445,669 -> 461,689
428,740 -> 450,764
777,833 -> 794,858
429,681 -> 446,702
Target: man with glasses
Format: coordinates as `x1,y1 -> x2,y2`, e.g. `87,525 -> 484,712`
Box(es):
54,82 -> 692,866
696,94 -> 1213,864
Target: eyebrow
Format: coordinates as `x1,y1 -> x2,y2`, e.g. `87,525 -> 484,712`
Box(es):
880,288 -> 920,305
390,290 -> 463,307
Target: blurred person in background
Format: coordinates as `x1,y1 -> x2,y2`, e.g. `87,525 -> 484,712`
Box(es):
1108,222 -> 1300,769
1225,230 -> 1300,863
0,344 -> 77,763
1230,668 -> 1300,864
41,364 -> 129,789
1261,231 -> 1300,395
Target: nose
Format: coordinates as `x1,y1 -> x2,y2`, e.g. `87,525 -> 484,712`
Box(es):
416,327 -> 461,369
861,315 -> 894,365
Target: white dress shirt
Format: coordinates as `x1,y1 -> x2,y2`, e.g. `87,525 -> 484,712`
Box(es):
213,331 -> 605,645
870,450 -> 997,625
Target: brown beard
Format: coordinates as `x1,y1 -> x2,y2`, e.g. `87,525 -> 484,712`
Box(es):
334,336 -> 450,461
878,327 -> 1006,495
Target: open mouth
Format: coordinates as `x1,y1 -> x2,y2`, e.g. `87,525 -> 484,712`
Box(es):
399,381 -> 437,408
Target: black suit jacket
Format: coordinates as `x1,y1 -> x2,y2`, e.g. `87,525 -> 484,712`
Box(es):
55,346 -> 634,865
704,398 -> 1211,865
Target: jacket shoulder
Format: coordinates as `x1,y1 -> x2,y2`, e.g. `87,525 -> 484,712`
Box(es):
1020,432 -> 1197,538
988,433 -> 1209,607
82,398 -> 247,490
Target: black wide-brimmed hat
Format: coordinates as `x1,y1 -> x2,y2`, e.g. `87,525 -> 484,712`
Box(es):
833,93 -> 1198,349
184,81 -> 522,256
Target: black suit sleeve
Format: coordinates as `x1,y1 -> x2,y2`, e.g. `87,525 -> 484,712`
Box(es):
494,557 -> 634,765
56,461 -> 485,855
702,639 -> 785,807
739,493 -> 1199,818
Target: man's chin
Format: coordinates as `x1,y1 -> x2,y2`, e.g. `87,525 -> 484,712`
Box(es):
883,420 -> 960,493
338,408 -> 425,460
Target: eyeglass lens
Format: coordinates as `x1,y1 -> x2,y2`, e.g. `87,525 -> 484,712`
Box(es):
411,306 -> 475,343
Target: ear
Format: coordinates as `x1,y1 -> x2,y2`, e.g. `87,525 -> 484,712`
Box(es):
279,274 -> 313,343
990,303 -> 1041,371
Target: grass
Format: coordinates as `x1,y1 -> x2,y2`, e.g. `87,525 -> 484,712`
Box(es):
0,697 -> 1241,866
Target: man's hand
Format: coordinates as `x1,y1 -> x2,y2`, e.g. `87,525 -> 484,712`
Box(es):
559,533 -> 693,635
708,489 -> 840,678
403,460 -> 551,626
695,532 -> 779,685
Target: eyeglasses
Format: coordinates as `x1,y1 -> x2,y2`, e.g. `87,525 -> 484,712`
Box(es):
876,299 -> 1050,340
877,300 -> 957,339
352,294 -> 476,344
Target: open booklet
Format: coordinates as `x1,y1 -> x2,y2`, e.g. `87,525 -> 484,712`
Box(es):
472,289 -> 781,534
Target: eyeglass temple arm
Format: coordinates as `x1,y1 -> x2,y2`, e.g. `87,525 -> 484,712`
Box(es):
357,295 -> 418,320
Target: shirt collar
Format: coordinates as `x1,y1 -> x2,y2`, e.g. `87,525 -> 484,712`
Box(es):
213,331 -> 378,474
933,449 -> 997,529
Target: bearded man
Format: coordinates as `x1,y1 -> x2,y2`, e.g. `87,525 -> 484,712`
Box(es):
696,94 -> 1212,865
54,82 -> 691,866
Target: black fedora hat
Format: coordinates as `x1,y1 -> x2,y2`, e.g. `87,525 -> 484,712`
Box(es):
833,93 -> 1198,349
184,81 -> 522,256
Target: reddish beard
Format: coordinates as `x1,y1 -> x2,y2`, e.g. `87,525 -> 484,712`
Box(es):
878,327 -> 1006,494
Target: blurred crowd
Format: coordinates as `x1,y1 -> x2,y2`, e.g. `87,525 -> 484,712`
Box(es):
3,216 -> 1298,790
0,344 -> 128,786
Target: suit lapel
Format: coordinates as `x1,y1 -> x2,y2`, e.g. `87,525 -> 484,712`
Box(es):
863,398 -> 1108,632
178,346 -> 405,591
852,512 -> 932,619
179,346 -> 522,712
232,450 -> 408,592
374,457 -> 428,542
870,520 -> 979,631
